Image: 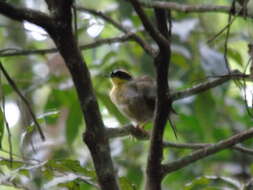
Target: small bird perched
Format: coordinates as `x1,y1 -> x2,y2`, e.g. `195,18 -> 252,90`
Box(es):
109,69 -> 177,137
110,69 -> 156,127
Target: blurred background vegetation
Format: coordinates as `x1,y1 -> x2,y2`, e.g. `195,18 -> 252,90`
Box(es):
0,0 -> 253,189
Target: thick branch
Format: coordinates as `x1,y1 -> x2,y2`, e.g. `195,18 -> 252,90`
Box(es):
75,6 -> 156,56
162,128 -> 253,176
0,1 -> 53,30
171,71 -> 249,101
43,1 -> 119,190
141,1 -> 253,19
127,0 -> 169,47
145,8 -> 171,190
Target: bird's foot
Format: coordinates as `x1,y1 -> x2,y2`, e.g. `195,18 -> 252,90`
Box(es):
134,124 -> 150,136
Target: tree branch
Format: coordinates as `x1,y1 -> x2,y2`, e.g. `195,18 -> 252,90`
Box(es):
0,62 -> 45,141
141,1 -> 253,19
163,141 -> 253,155
106,126 -> 253,155
42,1 -> 119,190
0,1 -> 53,30
171,71 -> 249,101
0,34 -> 134,57
145,8 -> 172,190
75,6 -> 156,56
106,124 -> 149,140
161,128 -> 253,176
127,0 -> 169,47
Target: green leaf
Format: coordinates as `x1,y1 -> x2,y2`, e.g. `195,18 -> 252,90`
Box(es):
46,159 -> 96,178
184,176 -> 241,190
174,114 -> 203,140
119,177 -> 135,190
227,48 -> 243,66
184,176 -> 210,190
57,178 -> 81,190
172,52 -> 188,69
0,159 -> 23,169
194,92 -> 217,140
101,51 -> 117,65
45,89 -> 82,145
66,100 -> 82,145
2,83 -> 13,95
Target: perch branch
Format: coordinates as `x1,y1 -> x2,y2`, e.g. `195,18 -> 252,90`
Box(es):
106,126 -> 253,155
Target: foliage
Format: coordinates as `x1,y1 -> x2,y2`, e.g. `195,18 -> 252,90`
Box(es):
0,0 -> 252,189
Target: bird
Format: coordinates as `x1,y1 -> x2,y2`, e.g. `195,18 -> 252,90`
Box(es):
109,69 -> 177,137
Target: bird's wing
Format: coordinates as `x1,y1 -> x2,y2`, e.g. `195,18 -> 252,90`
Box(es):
135,76 -> 178,138
134,75 -> 156,111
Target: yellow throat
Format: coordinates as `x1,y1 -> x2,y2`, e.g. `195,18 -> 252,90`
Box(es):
110,77 -> 128,87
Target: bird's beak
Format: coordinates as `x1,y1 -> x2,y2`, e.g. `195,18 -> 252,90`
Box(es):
101,73 -> 110,78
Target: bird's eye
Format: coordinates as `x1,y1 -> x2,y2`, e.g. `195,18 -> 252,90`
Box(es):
110,70 -> 132,80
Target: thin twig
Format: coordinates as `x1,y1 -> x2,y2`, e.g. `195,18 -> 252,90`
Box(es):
207,16 -> 237,44
140,1 -> 253,19
171,71 -> 249,101
0,62 -> 45,141
0,72 -> 13,167
0,148 -> 41,163
240,57 -> 253,118
75,6 -> 156,56
0,34 -> 134,57
75,6 -> 128,32
223,0 -> 237,73
163,141 -> 253,155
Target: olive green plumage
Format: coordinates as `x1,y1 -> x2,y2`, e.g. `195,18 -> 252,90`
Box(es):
109,69 -> 156,127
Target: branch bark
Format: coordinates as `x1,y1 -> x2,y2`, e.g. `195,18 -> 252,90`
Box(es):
43,1 -> 119,190
141,1 -> 253,19
127,0 -> 169,47
171,71 -> 249,101
0,1 -> 53,30
145,8 -> 172,190
106,126 -> 253,155
161,128 -> 253,176
0,34 -> 134,57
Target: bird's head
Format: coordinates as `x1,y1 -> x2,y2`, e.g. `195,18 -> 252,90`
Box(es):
110,69 -> 133,86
